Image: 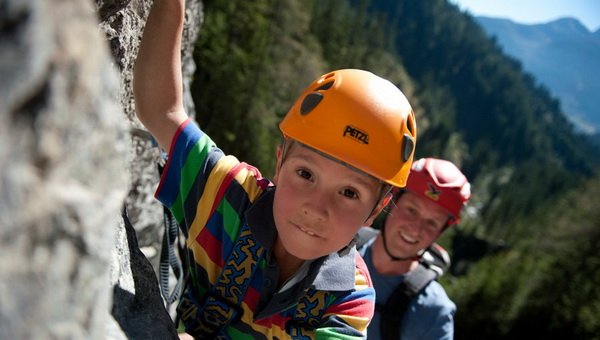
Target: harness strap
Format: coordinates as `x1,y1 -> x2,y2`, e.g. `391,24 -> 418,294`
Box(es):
159,204 -> 184,306
356,227 -> 379,249
177,223 -> 265,338
155,157 -> 186,309
399,264 -> 437,296
377,263 -> 437,340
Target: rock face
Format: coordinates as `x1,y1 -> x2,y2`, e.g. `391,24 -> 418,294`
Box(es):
0,0 -> 202,338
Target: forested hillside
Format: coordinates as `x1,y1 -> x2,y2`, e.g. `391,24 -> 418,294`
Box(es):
190,0 -> 600,338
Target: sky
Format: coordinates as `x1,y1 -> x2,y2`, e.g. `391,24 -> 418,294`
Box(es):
448,0 -> 600,32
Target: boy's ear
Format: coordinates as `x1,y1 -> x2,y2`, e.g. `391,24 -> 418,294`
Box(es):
364,192 -> 393,226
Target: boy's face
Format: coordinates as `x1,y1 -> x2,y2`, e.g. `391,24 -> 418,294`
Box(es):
272,142 -> 387,260
382,191 -> 449,258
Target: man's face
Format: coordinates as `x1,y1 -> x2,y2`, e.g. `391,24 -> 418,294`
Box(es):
272,142 -> 387,260
382,191 -> 449,259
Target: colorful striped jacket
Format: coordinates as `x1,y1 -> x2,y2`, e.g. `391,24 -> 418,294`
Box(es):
156,119 -> 375,339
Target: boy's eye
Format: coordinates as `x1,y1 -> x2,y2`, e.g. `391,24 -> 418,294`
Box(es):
296,169 -> 312,180
341,188 -> 359,199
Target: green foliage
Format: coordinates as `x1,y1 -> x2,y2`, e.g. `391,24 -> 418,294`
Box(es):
444,250 -> 540,337
192,0 -> 273,173
192,0 -> 324,177
446,175 -> 600,339
309,0 -> 417,95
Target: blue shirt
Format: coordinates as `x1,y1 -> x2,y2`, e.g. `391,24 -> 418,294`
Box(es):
358,236 -> 455,340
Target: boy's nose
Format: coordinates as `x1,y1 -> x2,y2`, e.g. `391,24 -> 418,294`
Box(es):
302,203 -> 328,222
302,192 -> 329,222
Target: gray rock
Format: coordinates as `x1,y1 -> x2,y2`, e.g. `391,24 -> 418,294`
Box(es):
0,0 -> 203,338
0,0 -> 127,338
97,0 -> 203,338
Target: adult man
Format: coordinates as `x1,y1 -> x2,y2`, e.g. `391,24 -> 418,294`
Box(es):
358,158 -> 471,340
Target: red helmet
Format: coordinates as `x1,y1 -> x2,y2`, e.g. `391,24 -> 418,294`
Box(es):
404,158 -> 471,224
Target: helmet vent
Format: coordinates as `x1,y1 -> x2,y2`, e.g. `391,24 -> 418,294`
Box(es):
315,81 -> 334,91
406,111 -> 416,135
300,93 -> 323,115
401,134 -> 415,162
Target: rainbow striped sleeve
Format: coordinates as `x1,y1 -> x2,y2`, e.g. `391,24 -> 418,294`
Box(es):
315,253 -> 375,339
154,119 -> 264,285
155,119 -> 222,231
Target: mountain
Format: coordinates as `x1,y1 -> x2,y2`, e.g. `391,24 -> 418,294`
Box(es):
476,16 -> 600,134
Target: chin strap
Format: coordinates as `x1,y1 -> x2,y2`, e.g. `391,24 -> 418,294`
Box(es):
380,222 -> 422,262
338,234 -> 358,257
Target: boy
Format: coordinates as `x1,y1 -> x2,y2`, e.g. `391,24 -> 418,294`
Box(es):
357,158 -> 471,339
133,0 -> 417,338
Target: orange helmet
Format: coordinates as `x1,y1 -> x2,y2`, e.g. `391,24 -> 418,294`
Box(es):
279,69 -> 417,187
405,158 -> 471,224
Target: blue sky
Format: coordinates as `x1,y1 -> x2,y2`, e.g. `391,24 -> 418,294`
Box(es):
448,0 -> 600,31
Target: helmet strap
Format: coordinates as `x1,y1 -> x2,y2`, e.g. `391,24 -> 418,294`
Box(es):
380,216 -> 422,262
338,234 -> 358,257
380,219 -> 449,262
364,184 -> 392,224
